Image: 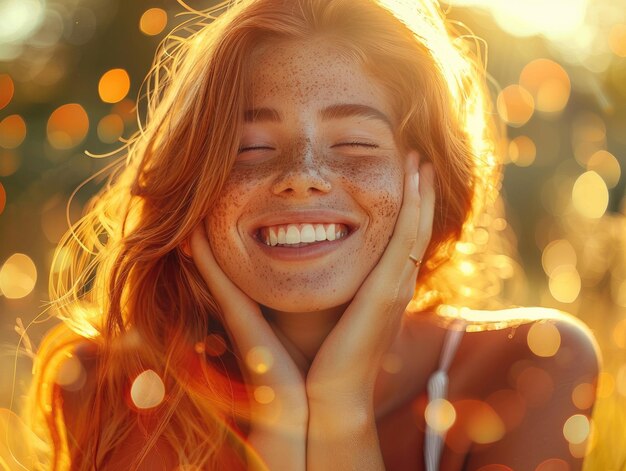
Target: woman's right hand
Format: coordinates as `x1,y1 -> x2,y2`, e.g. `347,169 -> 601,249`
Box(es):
189,225 -> 308,471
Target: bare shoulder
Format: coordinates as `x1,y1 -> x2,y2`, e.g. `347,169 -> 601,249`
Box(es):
450,307 -> 601,470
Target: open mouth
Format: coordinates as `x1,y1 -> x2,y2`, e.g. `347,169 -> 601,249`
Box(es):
255,222 -> 353,248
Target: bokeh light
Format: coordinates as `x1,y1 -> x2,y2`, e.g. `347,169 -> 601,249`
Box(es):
246,346 -> 274,375
424,398 -> 456,433
563,414 -> 590,444
130,369 -> 165,409
496,85 -> 535,127
253,385 -> 275,404
98,69 -> 131,104
609,24 -> 626,57
519,59 -> 571,114
542,239 -> 577,277
508,135 -> 536,167
596,372 -> 615,399
535,458 -> 570,471
548,266 -> 581,303
55,354 -> 86,392
47,103 -> 89,150
97,114 -> 124,144
571,171 -> 609,219
140,8 -> 168,36
0,253 -> 37,299
572,382 -> 596,410
0,150 -> 20,176
515,366 -> 554,407
527,321 -> 561,357
586,150 -> 621,189
485,389 -> 526,432
0,74 -> 14,110
0,114 -> 26,149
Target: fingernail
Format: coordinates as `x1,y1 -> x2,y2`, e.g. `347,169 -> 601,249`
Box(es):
413,170 -> 420,189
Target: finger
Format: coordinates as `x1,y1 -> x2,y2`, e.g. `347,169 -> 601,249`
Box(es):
409,161 -> 435,268
357,150 -> 423,288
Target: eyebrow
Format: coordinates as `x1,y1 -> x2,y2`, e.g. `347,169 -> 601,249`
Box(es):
243,103 -> 393,130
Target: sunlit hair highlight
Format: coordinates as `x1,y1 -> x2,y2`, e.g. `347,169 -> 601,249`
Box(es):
23,0 -> 502,469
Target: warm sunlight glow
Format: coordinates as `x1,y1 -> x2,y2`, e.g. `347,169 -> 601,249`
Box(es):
596,372 -> 615,399
0,252 -> 37,299
447,0 -> 588,41
131,370 -> 165,409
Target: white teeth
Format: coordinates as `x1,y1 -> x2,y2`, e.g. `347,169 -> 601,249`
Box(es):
277,227 -> 286,244
326,223 -> 336,241
259,223 -> 350,246
269,228 -> 278,246
300,224 -> 316,243
315,224 -> 326,241
286,225 -> 300,244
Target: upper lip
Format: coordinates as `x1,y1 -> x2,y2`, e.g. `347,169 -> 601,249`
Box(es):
248,209 -> 361,235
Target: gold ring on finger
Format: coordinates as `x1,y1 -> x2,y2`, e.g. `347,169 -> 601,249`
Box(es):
408,254 -> 423,269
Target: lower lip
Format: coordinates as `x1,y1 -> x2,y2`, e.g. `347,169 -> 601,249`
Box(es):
252,231 -> 355,261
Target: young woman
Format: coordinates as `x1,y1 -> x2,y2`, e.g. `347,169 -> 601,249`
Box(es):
24,0 -> 600,469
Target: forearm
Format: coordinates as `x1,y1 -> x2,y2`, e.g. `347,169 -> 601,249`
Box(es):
306,404 -> 385,471
247,423 -> 307,471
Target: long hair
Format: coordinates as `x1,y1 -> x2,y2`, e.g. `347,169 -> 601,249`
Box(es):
24,0 -> 501,468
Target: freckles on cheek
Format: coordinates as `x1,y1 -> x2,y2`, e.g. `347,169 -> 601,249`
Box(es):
334,157 -> 403,251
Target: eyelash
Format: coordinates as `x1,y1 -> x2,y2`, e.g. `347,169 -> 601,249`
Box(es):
238,142 -> 378,153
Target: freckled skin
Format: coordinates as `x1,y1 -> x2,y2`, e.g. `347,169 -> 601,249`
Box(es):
206,39 -> 405,313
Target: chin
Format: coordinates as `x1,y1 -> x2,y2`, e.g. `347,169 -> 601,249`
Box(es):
256,288 -> 355,314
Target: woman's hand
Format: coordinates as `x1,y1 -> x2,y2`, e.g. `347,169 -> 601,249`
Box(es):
305,151 -> 435,469
189,226 -> 308,471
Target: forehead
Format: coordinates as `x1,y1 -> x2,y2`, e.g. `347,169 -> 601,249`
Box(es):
246,39 -> 393,114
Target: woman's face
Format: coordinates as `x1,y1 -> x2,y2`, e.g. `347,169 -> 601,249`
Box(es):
205,39 -> 405,313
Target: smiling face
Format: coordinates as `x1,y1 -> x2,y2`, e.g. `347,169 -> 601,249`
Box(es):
205,38 -> 406,313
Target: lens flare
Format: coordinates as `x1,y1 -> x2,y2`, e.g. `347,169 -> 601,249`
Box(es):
424,398 -> 456,433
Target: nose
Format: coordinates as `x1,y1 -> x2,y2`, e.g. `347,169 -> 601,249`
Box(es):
270,142 -> 332,197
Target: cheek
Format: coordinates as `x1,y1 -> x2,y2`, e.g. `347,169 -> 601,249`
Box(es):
333,156 -> 404,247
205,167 -> 269,253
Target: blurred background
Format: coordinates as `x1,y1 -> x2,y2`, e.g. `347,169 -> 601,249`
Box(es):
0,0 -> 624,468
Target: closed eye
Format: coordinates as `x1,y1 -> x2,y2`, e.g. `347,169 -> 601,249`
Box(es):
335,141 -> 379,148
238,146 -> 275,153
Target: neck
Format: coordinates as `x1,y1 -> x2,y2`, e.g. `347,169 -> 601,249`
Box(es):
261,303 -> 349,373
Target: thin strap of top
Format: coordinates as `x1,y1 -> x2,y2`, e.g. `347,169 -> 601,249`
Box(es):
424,319 -> 466,471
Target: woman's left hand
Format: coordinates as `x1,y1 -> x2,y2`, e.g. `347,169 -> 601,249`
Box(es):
306,151 -> 435,410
